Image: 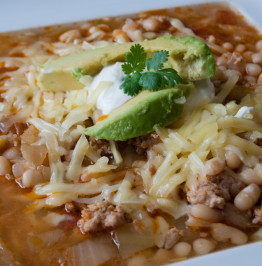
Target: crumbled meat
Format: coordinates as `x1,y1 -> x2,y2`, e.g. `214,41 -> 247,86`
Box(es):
127,132 -> 160,155
220,52 -> 246,74
253,206 -> 262,224
187,181 -> 225,209
164,227 -> 184,249
88,137 -> 112,158
209,172 -> 244,200
187,172 -> 244,209
77,201 -> 126,233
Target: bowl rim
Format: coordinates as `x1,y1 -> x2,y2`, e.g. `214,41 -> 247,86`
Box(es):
1,1 -> 262,265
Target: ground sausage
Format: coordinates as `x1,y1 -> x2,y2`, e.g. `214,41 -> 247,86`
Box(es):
126,132 -> 160,155
187,172 -> 244,209
209,172 -> 244,201
253,206 -> 262,224
187,181 -> 225,209
77,201 -> 126,233
218,52 -> 246,74
88,137 -> 112,158
164,227 -> 184,249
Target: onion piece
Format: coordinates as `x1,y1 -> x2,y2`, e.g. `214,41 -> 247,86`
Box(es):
113,223 -> 154,258
21,143 -> 47,167
154,216 -> 169,248
70,236 -> 117,266
222,203 -> 251,229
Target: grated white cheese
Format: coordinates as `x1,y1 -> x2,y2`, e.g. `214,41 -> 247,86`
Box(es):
235,106 -> 254,119
66,135 -> 89,182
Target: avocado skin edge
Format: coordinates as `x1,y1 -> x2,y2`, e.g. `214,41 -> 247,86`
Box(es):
38,36 -> 215,92
85,84 -> 194,141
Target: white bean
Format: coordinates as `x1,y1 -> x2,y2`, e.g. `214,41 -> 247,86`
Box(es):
244,75 -> 257,83
122,21 -> 138,32
22,169 -> 44,188
235,44 -> 246,53
173,242 -> 192,257
210,223 -> 248,245
205,158 -> 225,176
234,184 -> 261,211
256,40 -> 262,51
257,73 -> 262,84
222,42 -> 234,51
252,53 -> 262,64
239,167 -> 262,185
225,151 -> 241,169
141,17 -> 161,32
216,56 -> 227,66
0,156 -> 11,176
246,63 -> 262,77
193,238 -> 216,255
191,204 -> 223,222
143,32 -> 157,40
12,162 -> 26,178
2,147 -> 21,160
112,29 -> 130,43
127,29 -> 144,42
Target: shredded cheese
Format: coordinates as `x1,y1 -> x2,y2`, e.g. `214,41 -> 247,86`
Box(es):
1,35 -> 262,223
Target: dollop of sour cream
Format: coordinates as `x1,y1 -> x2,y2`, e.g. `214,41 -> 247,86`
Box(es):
85,62 -> 132,115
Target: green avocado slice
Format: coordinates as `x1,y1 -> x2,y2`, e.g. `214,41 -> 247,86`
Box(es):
84,84 -> 194,141
37,36 -> 215,91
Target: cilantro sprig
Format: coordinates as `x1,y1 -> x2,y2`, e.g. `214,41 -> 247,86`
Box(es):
120,44 -> 182,96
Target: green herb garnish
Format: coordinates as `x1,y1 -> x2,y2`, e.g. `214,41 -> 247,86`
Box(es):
120,44 -> 182,96
72,67 -> 89,81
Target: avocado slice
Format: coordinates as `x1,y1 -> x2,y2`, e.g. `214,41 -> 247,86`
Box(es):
85,84 -> 194,141
37,36 -> 215,91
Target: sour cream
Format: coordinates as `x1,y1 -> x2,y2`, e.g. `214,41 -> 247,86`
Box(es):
85,62 -> 132,115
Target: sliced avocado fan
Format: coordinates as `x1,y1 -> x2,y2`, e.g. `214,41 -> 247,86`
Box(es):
37,36 -> 215,91
85,84 -> 194,141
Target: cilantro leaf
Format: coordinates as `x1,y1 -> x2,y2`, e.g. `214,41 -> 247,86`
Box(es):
158,68 -> 183,86
72,67 -> 89,81
120,44 -> 183,96
121,44 -> 146,75
139,72 -> 166,91
139,68 -> 183,91
146,50 -> 169,71
120,72 -> 142,96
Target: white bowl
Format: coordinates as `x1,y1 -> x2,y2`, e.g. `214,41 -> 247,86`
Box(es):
1,1 -> 261,266
1,0 -> 261,32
